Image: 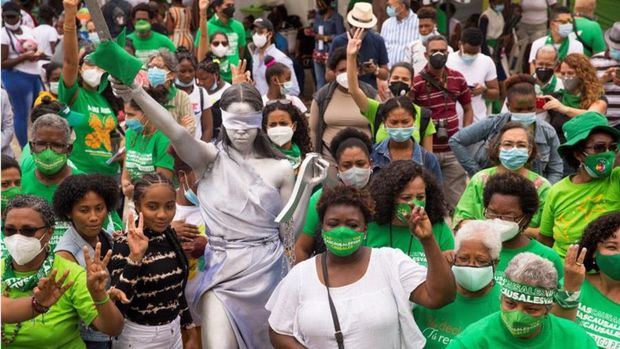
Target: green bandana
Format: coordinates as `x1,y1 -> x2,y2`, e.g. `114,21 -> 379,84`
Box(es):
501,279 -> 555,305
2,253 -> 54,292
561,90 -> 582,109
395,199 -> 426,224
88,28 -> 143,86
545,35 -> 569,61
277,143 -> 301,169
539,74 -> 558,95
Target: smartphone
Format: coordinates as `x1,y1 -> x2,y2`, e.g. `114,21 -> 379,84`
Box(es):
536,96 -> 547,109
362,59 -> 375,67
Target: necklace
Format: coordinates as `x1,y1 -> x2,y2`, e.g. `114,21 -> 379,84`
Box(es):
1,322 -> 22,345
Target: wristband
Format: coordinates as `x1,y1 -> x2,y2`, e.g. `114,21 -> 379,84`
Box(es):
553,289 -> 581,309
32,296 -> 50,314
93,295 -> 110,305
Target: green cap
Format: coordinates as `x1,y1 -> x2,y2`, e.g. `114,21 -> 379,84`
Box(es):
557,112 -> 620,157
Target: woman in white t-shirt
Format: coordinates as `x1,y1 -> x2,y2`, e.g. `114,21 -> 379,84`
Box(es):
175,47 -> 214,141
266,185 -> 456,348
196,57 -> 231,140
1,2 -> 45,147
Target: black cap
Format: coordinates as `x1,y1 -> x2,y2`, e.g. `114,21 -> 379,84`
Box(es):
252,18 -> 274,32
2,2 -> 21,16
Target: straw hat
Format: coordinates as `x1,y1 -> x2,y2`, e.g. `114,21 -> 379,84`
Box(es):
347,3 -> 377,29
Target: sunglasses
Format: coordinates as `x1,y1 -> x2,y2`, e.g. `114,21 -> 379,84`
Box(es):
212,41 -> 229,47
3,225 -> 48,237
266,99 -> 292,106
584,142 -> 618,154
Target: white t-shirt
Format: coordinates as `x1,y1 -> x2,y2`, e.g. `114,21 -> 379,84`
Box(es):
20,10 -> 36,29
528,36 -> 584,63
206,82 -> 231,106
261,94 -> 308,114
266,248 -> 427,349
187,84 -> 213,140
520,0 -> 557,25
1,26 -> 42,75
447,52 -> 497,122
32,24 -> 59,57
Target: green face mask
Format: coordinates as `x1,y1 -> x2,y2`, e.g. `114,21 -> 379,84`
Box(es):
583,151 -> 616,178
135,19 -> 152,34
595,252 -> 620,280
322,226 -> 365,257
1,186 -> 21,212
395,199 -> 426,224
33,148 -> 68,175
500,309 -> 545,338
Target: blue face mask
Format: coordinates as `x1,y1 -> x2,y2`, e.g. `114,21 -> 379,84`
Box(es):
494,4 -> 504,12
175,77 -> 194,88
511,112 -> 537,126
387,127 -> 414,143
499,147 -> 529,171
182,175 -> 200,207
279,80 -> 294,95
461,53 -> 478,64
148,67 -> 168,87
125,118 -> 144,133
386,6 -> 396,17
610,48 -> 620,61
558,23 -> 573,38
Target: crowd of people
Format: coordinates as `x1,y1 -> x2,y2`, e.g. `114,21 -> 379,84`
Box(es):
0,0 -> 619,348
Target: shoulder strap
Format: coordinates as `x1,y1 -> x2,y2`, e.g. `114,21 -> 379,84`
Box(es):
4,27 -> 17,53
420,71 -> 458,102
419,107 -> 431,138
571,15 -> 593,53
199,86 -> 205,111
322,253 -> 345,349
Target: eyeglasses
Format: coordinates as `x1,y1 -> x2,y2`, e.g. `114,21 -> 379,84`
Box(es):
584,142 -> 618,154
3,225 -> 48,237
29,141 -> 69,153
483,208 -> 524,223
265,99 -> 292,106
212,41 -> 229,47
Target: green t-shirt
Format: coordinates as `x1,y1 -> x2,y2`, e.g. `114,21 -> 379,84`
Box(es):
21,167 -> 83,204
436,8 -> 448,36
446,312 -> 598,349
302,188 -> 323,237
365,221 -> 454,266
58,78 -> 120,176
540,167 -> 620,258
574,17 -> 607,57
363,98 -> 436,144
127,31 -> 177,63
494,238 -> 563,287
576,278 -> 620,348
1,255 -> 98,349
414,283 -> 501,349
125,129 -> 174,181
452,167 -> 551,229
194,15 -> 247,82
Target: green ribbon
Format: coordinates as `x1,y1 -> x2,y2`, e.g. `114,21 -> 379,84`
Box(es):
501,279 -> 555,305
2,253 -> 55,292
276,143 -> 301,169
545,34 -> 569,61
561,90 -> 582,108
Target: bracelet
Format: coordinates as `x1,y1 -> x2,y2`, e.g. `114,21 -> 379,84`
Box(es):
553,289 -> 581,309
93,295 -> 110,305
31,296 -> 50,314
63,25 -> 77,32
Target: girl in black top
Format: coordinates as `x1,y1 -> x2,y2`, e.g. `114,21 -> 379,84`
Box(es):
109,173 -> 199,348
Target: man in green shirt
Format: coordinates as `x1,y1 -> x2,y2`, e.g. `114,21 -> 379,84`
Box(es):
194,0 -> 246,72
127,3 -> 176,63
573,0 -> 607,56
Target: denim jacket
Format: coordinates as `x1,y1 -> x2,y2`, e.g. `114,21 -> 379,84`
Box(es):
371,138 -> 444,182
448,113 -> 563,184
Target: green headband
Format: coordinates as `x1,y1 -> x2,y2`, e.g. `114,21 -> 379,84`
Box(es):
501,279 -> 555,305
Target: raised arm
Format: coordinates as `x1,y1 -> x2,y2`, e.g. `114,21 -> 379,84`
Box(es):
551,245 -> 587,321
196,0 -> 209,62
110,79 -> 216,176
62,0 -> 80,88
346,28 -> 370,114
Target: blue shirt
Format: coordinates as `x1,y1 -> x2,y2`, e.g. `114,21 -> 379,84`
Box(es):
380,10 -> 420,67
313,11 -> 346,53
371,139 -> 443,182
330,30 -> 389,89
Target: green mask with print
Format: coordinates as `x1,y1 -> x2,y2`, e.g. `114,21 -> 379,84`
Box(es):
322,226 -> 365,257
500,309 -> 545,338
582,151 -> 616,178
595,252 -> 620,280
135,19 -> 151,34
33,148 -> 68,175
395,199 -> 426,224
1,186 -> 21,212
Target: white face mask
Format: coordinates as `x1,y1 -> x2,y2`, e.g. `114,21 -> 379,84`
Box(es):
81,68 -> 104,88
5,21 -> 20,31
338,166 -> 372,189
212,44 -> 229,57
336,72 -> 349,89
452,265 -> 494,292
267,125 -> 294,147
49,81 -> 59,95
253,33 -> 268,48
5,233 -> 47,265
490,218 -> 521,242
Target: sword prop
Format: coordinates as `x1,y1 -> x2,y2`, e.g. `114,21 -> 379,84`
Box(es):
83,0 -> 112,42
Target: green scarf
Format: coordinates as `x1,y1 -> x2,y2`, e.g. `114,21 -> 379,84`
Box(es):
2,253 -> 54,292
545,35 -> 569,61
539,74 -> 558,95
561,90 -> 582,108
277,143 -> 301,169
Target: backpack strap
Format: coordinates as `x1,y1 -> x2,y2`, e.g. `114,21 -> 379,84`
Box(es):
419,107 -> 432,139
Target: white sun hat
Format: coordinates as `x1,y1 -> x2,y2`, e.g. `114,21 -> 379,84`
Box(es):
346,2 -> 377,29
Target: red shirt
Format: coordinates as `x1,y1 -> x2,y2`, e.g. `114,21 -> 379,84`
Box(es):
412,66 -> 472,153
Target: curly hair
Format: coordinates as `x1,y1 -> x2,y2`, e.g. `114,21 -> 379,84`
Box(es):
329,127 -> 373,162
563,53 -> 604,109
317,185 -> 375,226
370,160 -> 447,225
579,212 -> 620,272
262,102 -> 313,156
52,174 -> 119,222
488,122 -> 538,166
3,195 -> 55,227
483,172 -> 539,227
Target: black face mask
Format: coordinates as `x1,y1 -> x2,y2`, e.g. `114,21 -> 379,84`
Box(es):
318,8 -> 328,15
389,81 -> 410,97
223,6 -> 235,18
535,67 -> 554,84
429,52 -> 447,70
